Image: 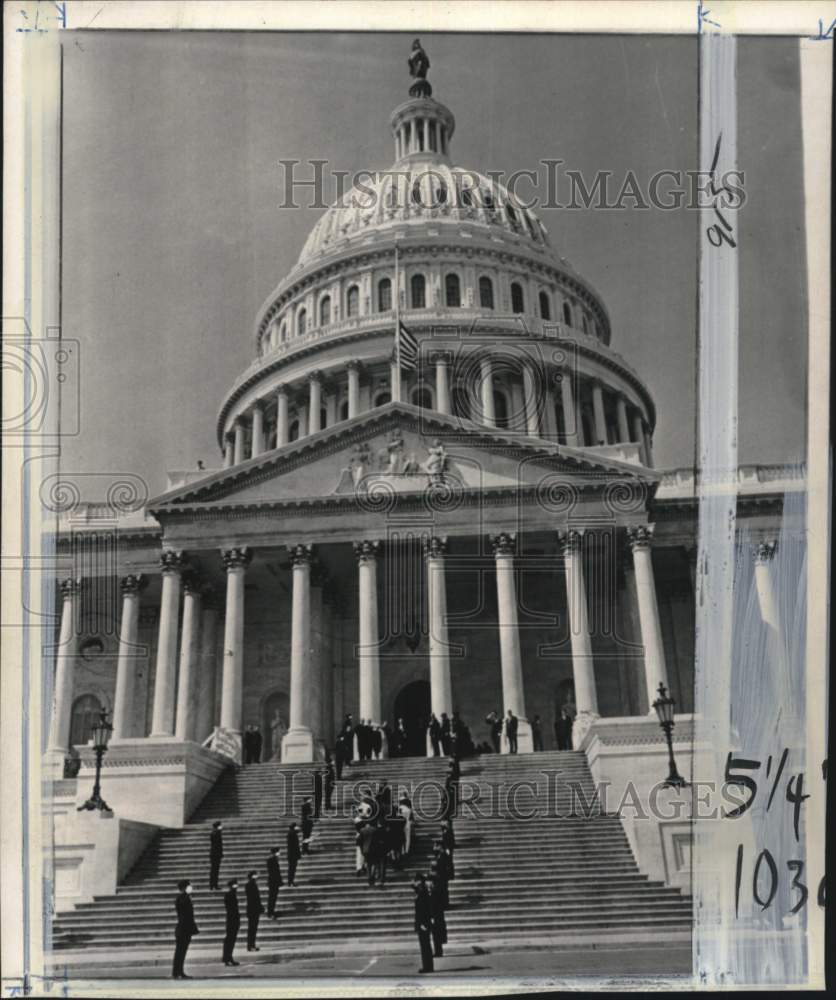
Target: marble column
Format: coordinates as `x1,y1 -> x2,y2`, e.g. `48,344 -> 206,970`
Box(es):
276,387 -> 289,446
195,594 -> 220,744
251,404 -> 265,458
480,356 -> 496,427
282,543 -> 317,762
560,372 -> 578,446
112,573 -> 147,740
297,402 -> 309,438
308,371 -> 322,434
490,533 -> 532,753
631,412 -> 647,464
435,353 -> 451,415
175,575 -> 203,741
47,578 -> 82,755
233,419 -> 246,465
223,436 -> 234,468
591,381 -> 607,445
424,536 -> 453,725
524,364 -> 540,437
219,547 -> 251,748
150,551 -> 184,737
347,361 -> 361,418
616,396 -> 630,443
754,541 -> 780,631
627,526 -> 670,714
643,428 -> 654,468
558,530 -> 599,740
355,540 -> 381,723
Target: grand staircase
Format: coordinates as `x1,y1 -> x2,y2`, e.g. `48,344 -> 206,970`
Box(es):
52,751 -> 691,958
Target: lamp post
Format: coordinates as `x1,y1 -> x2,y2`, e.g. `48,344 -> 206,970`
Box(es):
651,683 -> 687,788
77,709 -> 114,812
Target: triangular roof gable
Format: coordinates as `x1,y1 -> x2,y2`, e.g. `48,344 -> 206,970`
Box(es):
148,403 -> 655,512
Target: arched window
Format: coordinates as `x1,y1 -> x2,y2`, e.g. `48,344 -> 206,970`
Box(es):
539,291 -> 551,320
70,693 -> 103,747
412,385 -> 433,409
289,420 -> 300,442
346,285 -> 360,318
511,282 -> 525,314
582,314 -> 590,336
562,301 -> 572,326
482,187 -> 495,210
411,273 -> 426,309
479,276 -> 494,309
297,308 -> 307,336
411,179 -> 423,206
458,182 -> 474,208
494,390 -> 510,429
339,400 -> 349,422
445,273 -> 461,308
435,179 -> 448,205
378,277 -> 392,312
374,391 -> 391,408
319,295 -> 331,327
279,322 -> 287,343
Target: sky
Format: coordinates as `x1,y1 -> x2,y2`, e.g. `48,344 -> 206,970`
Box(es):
60,32 -> 807,497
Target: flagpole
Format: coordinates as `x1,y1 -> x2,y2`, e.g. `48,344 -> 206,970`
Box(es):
393,242 -> 401,402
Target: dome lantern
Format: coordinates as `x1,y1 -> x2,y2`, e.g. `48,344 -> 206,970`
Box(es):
391,39 -> 455,165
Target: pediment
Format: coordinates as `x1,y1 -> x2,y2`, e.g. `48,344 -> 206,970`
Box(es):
149,403 -> 655,513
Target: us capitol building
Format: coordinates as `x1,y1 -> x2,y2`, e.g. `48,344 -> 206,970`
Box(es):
46,46 -> 800,916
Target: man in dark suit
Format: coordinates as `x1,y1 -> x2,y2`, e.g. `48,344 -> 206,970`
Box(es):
324,759 -> 335,811
440,819 -> 455,866
313,769 -> 323,819
413,874 -> 434,973
251,725 -> 263,763
172,879 -> 199,979
427,872 -> 448,958
505,709 -> 519,754
428,714 -> 442,756
371,724 -> 383,760
209,820 -> 223,890
245,870 -> 264,951
266,846 -> 283,918
440,713 -> 451,755
531,714 -> 543,751
486,710 -> 502,753
368,822 -> 388,887
286,823 -> 301,886
242,726 -> 252,763
222,879 -> 240,966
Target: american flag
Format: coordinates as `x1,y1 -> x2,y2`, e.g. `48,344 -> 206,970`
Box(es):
396,319 -> 419,371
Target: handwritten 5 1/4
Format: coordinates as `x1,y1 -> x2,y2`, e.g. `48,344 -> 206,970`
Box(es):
705,132 -> 741,249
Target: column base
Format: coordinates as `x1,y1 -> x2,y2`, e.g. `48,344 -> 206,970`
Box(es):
500,719 -> 533,754
282,727 -> 321,764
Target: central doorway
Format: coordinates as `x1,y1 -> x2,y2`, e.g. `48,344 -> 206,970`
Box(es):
393,679 -> 431,756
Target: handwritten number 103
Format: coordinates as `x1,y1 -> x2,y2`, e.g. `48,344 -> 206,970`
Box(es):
735,845 -> 826,917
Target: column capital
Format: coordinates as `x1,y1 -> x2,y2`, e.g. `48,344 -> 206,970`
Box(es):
627,524 -> 655,551
423,535 -> 448,559
346,359 -> 363,372
276,384 -> 289,397
489,532 -> 517,557
308,369 -> 323,384
430,350 -> 452,366
182,571 -> 205,596
251,399 -> 264,414
221,546 -> 252,571
60,577 -> 83,598
120,573 -> 147,596
354,539 -> 381,563
159,550 -> 185,574
287,543 -> 314,566
557,529 -> 584,555
755,540 -> 777,564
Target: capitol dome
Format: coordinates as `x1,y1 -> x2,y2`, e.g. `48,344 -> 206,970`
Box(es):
215,53 -> 657,472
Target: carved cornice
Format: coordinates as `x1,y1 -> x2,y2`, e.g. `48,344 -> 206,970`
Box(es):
220,546 -> 252,571
354,539 -> 381,563
119,573 -> 147,596
423,535 -> 448,559
489,532 -> 516,557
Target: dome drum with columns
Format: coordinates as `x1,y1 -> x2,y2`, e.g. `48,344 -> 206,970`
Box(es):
46,45 -> 801,794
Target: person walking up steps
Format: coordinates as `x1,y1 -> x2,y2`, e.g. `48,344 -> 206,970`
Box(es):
209,820 -> 223,890
286,823 -> 301,887
245,870 -> 264,952
266,846 -> 283,918
222,879 -> 240,967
